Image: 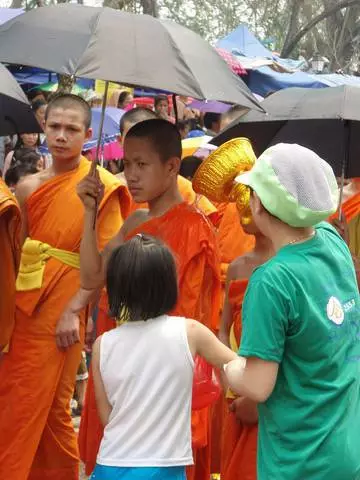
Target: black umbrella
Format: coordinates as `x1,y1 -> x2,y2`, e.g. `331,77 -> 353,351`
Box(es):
0,4 -> 262,111
212,86 -> 360,177
0,63 -> 41,136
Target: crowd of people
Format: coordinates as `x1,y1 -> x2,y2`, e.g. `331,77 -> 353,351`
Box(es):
0,85 -> 360,480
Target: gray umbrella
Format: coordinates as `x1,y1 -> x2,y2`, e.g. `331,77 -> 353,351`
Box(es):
0,4 -> 262,111
212,85 -> 360,177
0,63 -> 41,136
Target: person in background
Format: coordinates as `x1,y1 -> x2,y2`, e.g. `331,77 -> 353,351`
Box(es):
179,155 -> 202,180
32,99 -> 48,130
220,105 -> 250,131
117,91 -> 134,110
203,112 -> 221,136
2,133 -> 40,179
175,96 -> 196,121
89,234 -> 237,480
177,120 -> 191,140
154,94 -> 175,123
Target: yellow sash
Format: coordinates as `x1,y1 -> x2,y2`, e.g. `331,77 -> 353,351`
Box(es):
226,323 -> 239,399
16,238 -> 80,291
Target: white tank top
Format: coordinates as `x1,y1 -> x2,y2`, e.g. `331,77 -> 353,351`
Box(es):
97,315 -> 194,467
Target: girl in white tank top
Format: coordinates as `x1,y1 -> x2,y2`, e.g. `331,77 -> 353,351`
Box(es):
90,234 -> 238,480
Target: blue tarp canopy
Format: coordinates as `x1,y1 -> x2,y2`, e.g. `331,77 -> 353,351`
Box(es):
312,73 -> 360,87
217,25 -> 273,59
7,65 -> 94,89
245,66 -> 328,97
0,8 -> 23,25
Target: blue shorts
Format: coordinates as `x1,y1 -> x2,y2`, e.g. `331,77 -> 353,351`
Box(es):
90,465 -> 186,480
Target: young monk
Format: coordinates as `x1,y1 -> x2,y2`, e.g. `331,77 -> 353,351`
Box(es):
77,119 -> 221,480
119,107 -> 218,221
0,94 -> 130,480
220,218 -> 272,480
0,179 -> 21,350
224,144 -> 360,479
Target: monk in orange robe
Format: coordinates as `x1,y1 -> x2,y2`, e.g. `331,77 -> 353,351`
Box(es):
77,118 -> 221,479
0,179 -> 21,350
0,94 -> 130,480
220,220 -> 273,480
210,201 -> 255,474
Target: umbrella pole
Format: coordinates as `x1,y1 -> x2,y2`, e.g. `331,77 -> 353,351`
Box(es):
172,94 -> 178,123
91,80 -> 109,228
338,120 -> 350,221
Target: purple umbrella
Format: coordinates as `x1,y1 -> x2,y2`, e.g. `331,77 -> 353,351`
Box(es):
188,99 -> 231,114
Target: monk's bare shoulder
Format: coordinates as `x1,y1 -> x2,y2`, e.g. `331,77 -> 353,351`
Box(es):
15,169 -> 51,206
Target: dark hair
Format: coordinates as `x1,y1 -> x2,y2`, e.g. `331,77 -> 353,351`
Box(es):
107,234 -> 178,322
5,163 -> 38,187
180,155 -> 202,179
12,147 -> 42,167
119,107 -> 158,135
176,119 -> 190,132
154,94 -> 168,109
125,118 -> 182,162
203,112 -> 221,130
118,90 -> 132,109
45,93 -> 92,130
32,99 -> 47,113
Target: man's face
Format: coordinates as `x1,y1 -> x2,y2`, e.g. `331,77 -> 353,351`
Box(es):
45,107 -> 92,163
155,100 -> 168,118
123,136 -> 177,204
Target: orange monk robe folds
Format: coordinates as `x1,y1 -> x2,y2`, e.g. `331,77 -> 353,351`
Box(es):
79,203 -> 221,480
0,158 -> 130,480
0,179 -> 21,349
221,279 -> 257,480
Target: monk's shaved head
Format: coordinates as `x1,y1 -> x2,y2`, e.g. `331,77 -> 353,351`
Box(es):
120,107 -> 158,135
45,93 -> 92,130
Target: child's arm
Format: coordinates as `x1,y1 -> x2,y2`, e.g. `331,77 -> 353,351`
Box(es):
92,336 -> 112,427
187,319 -> 238,368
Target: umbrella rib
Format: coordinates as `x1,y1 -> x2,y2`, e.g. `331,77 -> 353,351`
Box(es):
74,8 -> 103,76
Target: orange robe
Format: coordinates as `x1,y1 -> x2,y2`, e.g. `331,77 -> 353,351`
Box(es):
0,180 -> 21,349
79,202 -> 221,479
0,158 -> 130,480
221,279 -> 257,480
210,203 -> 254,474
129,175 -> 219,224
330,191 -> 360,257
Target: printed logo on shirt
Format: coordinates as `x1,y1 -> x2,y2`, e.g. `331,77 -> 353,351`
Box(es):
327,296 -> 345,325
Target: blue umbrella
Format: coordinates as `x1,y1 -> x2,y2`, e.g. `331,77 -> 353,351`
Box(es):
91,107 -> 125,140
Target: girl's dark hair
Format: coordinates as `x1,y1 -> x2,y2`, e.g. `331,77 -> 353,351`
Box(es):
5,163 -> 38,187
32,99 -> 47,113
107,234 -> 178,322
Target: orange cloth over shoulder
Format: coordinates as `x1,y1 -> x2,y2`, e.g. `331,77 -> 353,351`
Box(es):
0,180 -> 21,349
0,158 -> 130,480
221,279 -> 257,480
340,191 -> 360,223
79,202 -> 221,479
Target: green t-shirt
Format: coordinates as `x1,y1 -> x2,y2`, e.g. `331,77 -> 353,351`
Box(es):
240,223 -> 360,480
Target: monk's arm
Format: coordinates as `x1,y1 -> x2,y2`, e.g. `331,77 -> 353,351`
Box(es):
219,262 -> 237,346
92,336 -> 112,426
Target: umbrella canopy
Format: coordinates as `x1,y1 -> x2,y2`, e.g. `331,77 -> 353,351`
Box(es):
0,4 -> 262,112
188,100 -> 231,114
91,106 -> 125,140
35,81 -> 87,95
212,86 -> 360,177
0,63 -> 41,136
